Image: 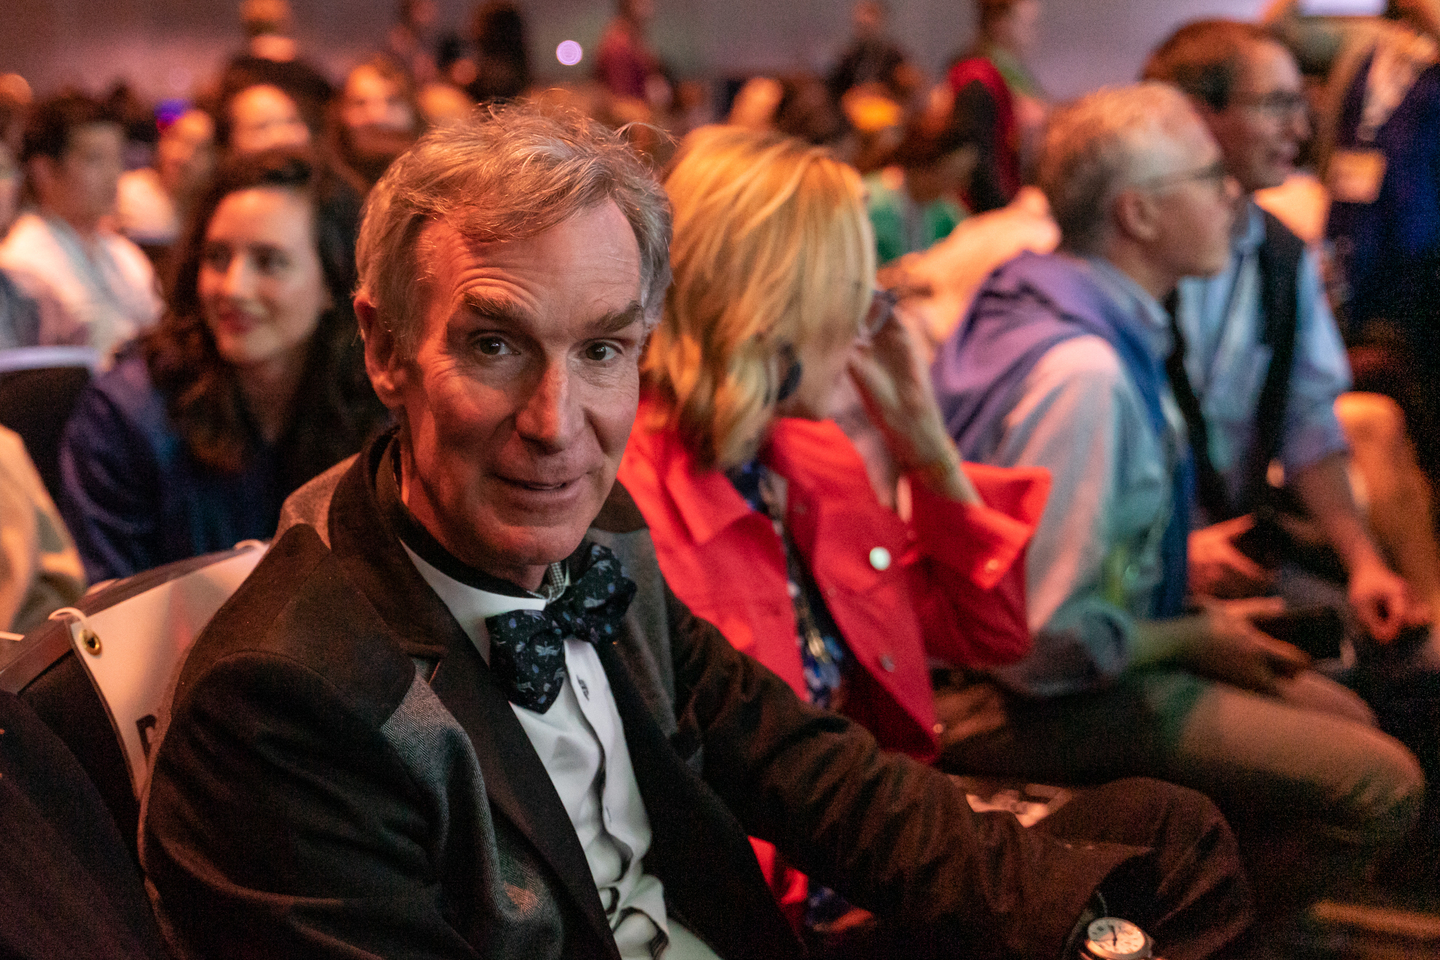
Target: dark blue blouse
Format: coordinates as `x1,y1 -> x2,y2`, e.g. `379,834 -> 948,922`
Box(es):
58,350 -> 283,583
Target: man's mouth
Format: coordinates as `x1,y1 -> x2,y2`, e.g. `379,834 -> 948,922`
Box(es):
499,476 -> 578,492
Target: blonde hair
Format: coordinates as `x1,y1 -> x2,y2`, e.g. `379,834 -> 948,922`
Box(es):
645,125 -> 874,470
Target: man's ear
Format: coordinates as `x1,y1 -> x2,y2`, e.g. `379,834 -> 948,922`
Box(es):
354,294 -> 408,409
1113,186 -> 1161,244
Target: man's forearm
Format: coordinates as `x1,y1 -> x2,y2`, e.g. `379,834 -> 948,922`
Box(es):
1291,451 -> 1387,573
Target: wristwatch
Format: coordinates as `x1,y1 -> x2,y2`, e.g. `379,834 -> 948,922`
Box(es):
1079,917 -> 1153,960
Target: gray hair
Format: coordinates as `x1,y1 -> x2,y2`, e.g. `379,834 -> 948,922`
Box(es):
355,102 -> 672,357
1037,82 -> 1203,255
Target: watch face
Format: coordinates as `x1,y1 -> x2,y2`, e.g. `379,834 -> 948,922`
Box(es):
1084,917 -> 1152,960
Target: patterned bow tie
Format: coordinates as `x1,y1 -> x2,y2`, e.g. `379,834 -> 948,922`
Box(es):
484,542 -> 637,713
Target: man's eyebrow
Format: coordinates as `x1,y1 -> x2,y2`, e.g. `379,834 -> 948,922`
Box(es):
454,295 -> 644,335
456,292 -> 530,327
593,301 -> 645,335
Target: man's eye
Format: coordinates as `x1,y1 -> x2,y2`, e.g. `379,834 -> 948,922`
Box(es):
474,337 -> 510,356
584,342 -> 620,362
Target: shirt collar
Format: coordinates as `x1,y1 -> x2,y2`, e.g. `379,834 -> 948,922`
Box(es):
1231,199 -> 1265,257
403,544 -> 548,664
1081,254 -> 1175,360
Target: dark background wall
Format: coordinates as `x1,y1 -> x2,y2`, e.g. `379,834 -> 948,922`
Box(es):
1,0 -> 1263,104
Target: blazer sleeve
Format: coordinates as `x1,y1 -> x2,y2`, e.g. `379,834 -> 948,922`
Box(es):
141,649 -> 483,960
663,587 -> 1143,959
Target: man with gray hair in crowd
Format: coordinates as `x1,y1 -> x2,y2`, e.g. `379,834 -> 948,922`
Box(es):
932,82 -> 1423,908
138,103 -> 1257,960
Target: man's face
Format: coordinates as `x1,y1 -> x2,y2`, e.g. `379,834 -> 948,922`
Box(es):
39,122 -> 123,230
341,66 -> 415,136
1145,115 -> 1241,280
1203,41 -> 1309,194
376,201 -> 646,590
229,85 -> 310,155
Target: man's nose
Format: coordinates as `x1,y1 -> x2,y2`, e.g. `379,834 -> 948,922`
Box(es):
1290,105 -> 1312,142
516,359 -> 581,449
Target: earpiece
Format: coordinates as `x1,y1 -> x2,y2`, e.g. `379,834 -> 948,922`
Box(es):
775,344 -> 803,403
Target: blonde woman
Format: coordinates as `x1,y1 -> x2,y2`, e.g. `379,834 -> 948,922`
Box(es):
619,123 -> 1048,764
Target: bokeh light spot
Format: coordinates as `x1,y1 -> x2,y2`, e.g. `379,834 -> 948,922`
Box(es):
556,40 -> 583,66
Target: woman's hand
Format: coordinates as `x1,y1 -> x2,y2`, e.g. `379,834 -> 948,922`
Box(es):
847,311 -> 979,504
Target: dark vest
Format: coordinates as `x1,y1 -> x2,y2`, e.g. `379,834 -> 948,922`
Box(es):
1165,210 -> 1306,523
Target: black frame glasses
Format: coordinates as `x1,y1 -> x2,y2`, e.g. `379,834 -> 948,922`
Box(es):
860,287 -> 900,341
1230,90 -> 1309,118
1135,159 -> 1230,192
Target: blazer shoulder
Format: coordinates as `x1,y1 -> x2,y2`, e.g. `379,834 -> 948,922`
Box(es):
177,523 -> 418,724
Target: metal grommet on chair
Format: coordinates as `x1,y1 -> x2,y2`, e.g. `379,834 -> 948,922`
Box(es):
49,606 -> 100,656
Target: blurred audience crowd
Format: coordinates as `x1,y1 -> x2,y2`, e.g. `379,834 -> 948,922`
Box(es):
2,0 -> 1440,957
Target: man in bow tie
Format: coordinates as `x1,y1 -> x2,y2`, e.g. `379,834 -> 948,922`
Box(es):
140,104 -> 1252,960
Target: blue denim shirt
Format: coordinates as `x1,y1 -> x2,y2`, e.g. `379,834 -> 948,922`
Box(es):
1175,201 -> 1351,526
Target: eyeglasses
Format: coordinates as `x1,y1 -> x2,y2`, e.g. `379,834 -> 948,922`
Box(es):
1136,159 -> 1230,193
859,287 -> 899,341
1230,90 -> 1308,118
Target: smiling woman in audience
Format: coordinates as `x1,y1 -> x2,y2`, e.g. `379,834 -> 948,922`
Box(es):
58,149 -> 388,582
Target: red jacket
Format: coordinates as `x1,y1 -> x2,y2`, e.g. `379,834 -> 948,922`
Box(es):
619,397 -> 1049,760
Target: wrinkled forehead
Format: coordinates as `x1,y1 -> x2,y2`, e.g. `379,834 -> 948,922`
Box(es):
412,202 -> 642,320
422,197 -> 642,275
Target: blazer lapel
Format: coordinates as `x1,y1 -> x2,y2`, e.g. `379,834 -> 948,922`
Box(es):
428,643 -> 618,955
